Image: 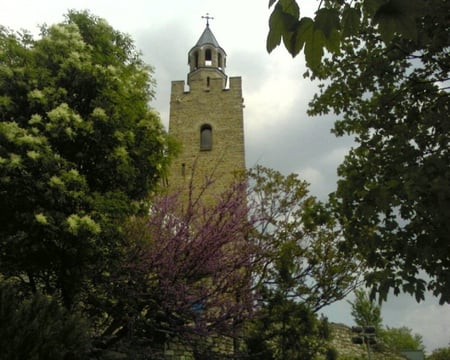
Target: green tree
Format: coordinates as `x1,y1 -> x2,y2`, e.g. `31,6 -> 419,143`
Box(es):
380,326 -> 425,353
428,346 -> 450,360
248,165 -> 362,312
348,289 -> 383,333
0,11 -> 172,309
348,290 -> 426,354
245,292 -> 332,360
0,279 -> 90,360
243,165 -> 359,360
305,0 -> 450,303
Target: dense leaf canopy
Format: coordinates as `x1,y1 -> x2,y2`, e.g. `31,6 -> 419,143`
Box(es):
306,0 -> 449,303
245,295 -> 331,360
268,0 -> 450,303
0,279 -> 90,360
248,165 -> 361,312
0,11 -> 171,307
427,346 -> 450,360
245,166 -> 344,360
380,326 -> 425,353
267,0 -> 430,69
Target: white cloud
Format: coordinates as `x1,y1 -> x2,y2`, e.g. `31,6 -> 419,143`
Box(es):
406,304 -> 450,352
297,166 -> 324,190
322,146 -> 351,167
382,295 -> 450,353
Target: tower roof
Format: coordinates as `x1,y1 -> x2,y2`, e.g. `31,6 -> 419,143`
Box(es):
195,25 -> 221,48
187,22 -> 228,84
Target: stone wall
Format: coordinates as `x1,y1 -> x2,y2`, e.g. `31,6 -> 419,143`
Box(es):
163,342 -> 194,360
329,323 -> 406,360
167,76 -> 245,202
159,323 -> 409,360
163,336 -> 235,360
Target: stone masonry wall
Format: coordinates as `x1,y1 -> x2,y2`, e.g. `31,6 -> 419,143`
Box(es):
329,323 -> 406,360
161,323 -> 408,359
168,76 -> 245,202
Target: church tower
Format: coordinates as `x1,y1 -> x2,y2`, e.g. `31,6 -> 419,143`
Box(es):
168,19 -> 245,198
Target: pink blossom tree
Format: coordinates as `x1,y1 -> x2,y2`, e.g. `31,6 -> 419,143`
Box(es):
95,179 -> 257,356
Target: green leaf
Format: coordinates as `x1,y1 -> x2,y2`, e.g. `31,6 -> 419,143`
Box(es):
282,31 -> 297,56
374,0 -> 421,42
283,17 -> 313,57
304,27 -> 325,69
311,8 -> 341,56
279,0 -> 300,19
314,8 -> 340,40
363,0 -> 388,17
296,17 -> 314,51
342,5 -> 361,37
324,29 -> 341,53
267,5 -> 284,52
267,28 -> 282,53
267,2 -> 299,53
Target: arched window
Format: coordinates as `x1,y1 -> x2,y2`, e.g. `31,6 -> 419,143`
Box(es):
194,51 -> 199,69
200,124 -> 212,150
205,49 -> 212,66
218,53 -> 223,69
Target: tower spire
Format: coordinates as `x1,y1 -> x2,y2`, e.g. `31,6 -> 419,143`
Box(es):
201,13 -> 214,27
188,17 -> 227,87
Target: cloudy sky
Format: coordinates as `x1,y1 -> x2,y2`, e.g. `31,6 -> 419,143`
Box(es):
2,0 -> 449,353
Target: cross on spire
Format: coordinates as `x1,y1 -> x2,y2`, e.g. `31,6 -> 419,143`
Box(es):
202,13 -> 214,27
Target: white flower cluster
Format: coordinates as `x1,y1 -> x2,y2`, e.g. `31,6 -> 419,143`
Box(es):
66,214 -> 101,236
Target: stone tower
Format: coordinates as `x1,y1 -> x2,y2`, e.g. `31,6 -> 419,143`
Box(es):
167,22 -> 245,198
